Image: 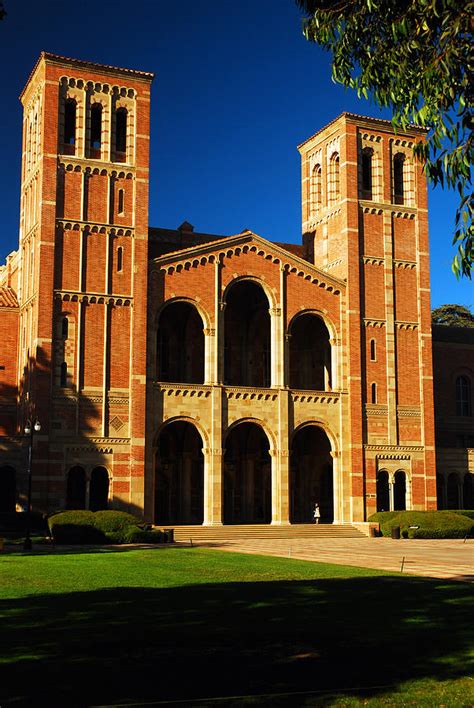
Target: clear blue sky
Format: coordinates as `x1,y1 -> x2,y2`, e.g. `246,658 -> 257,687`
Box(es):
0,0 -> 471,308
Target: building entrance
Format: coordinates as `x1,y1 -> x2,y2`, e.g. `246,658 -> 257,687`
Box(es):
290,426 -> 333,523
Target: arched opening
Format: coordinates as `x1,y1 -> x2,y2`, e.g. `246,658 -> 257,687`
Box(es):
66,466 -> 86,509
117,246 -> 123,272
115,108 -> 127,162
447,472 -> 460,509
393,153 -> 405,204
456,375 -> 472,416
0,466 -> 16,512
155,421 -> 204,525
90,103 -> 102,158
393,470 -> 406,511
157,302 -> 204,384
289,313 -> 332,390
290,425 -> 333,523
376,470 -> 389,512
62,317 -> 69,339
436,474 -> 445,509
224,422 -> 271,524
362,147 -> 373,199
463,473 -> 473,509
329,152 -> 340,204
224,280 -> 270,387
63,99 -> 76,154
311,163 -> 322,213
370,338 -> 376,361
371,382 -> 377,404
118,188 -> 124,215
90,467 -> 109,511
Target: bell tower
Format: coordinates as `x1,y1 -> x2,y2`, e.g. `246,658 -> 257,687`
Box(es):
18,53 -> 153,511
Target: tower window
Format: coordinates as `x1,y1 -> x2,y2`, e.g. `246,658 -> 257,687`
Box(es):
329,152 -> 340,205
371,382 -> 377,404
115,108 -> 127,162
311,163 -> 322,213
118,188 -> 124,215
394,153 -> 405,204
362,148 -> 373,199
60,362 -> 68,387
62,317 -> 69,339
117,246 -> 123,272
456,375 -> 472,417
370,338 -> 376,361
64,100 -> 76,154
90,103 -> 102,158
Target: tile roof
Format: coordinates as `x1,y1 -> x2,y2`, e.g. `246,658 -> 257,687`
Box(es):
0,286 -> 19,308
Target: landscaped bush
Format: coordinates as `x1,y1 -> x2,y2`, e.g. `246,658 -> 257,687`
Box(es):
368,510 -> 474,539
454,510 -> 474,520
48,510 -> 161,544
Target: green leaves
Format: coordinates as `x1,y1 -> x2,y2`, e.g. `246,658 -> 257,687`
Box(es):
296,0 -> 473,278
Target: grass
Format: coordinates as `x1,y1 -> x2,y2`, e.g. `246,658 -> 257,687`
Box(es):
0,547 -> 473,706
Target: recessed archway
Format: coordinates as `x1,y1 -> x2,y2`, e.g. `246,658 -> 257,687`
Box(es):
155,421 -> 204,525
224,279 -> 270,387
393,470 -> 406,511
290,425 -> 333,523
289,312 -> 332,390
90,466 -> 109,511
0,466 -> 16,512
376,470 -> 390,512
157,301 -> 205,384
66,466 -> 86,509
224,422 -> 271,524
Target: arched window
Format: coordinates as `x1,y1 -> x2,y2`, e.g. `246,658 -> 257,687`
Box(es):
371,382 -> 377,404
118,188 -> 124,214
311,164 -> 322,213
362,148 -> 373,199
60,362 -> 68,387
115,108 -> 127,162
394,470 -> 406,511
62,317 -> 69,339
90,103 -> 102,158
63,99 -> 76,154
456,375 -> 472,416
117,246 -> 123,272
376,470 -> 389,512
393,153 -> 405,204
329,152 -> 340,204
370,339 -> 376,361
90,467 -> 109,511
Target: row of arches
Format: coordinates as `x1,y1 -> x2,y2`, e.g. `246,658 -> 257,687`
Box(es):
157,280 -> 333,390
63,99 -> 128,162
155,420 -> 334,525
437,473 -> 473,510
376,470 -> 407,512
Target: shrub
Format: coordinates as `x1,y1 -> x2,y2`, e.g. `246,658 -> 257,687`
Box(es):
48,511 -> 106,544
93,510 -> 145,533
454,510 -> 474,520
368,510 -> 473,539
121,527 -> 164,544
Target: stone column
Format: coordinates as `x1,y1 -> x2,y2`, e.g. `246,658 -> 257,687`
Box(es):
389,473 -> 395,511
331,450 -> 341,524
204,328 -> 215,385
203,445 -> 223,525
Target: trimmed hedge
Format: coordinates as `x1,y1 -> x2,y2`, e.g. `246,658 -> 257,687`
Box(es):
454,510 -> 474,520
48,510 -> 149,544
368,510 -> 474,539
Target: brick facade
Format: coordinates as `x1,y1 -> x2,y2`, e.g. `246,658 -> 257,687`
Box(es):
0,54 -> 472,521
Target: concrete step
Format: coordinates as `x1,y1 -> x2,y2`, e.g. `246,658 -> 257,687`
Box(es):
155,524 -> 365,542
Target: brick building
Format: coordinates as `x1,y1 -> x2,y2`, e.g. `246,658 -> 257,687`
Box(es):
0,53 -> 472,523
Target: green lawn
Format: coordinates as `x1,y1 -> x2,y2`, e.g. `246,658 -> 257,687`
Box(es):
1,547 -> 473,706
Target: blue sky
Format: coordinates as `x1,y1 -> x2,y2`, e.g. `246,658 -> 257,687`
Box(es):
0,0 -> 471,308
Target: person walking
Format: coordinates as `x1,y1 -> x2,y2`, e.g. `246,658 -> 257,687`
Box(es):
313,502 -> 321,524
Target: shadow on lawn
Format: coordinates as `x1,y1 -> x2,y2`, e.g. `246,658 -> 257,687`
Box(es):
1,573 -> 472,707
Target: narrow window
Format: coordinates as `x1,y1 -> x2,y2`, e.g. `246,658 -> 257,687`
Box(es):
117,246 -> 123,272
118,188 -> 124,215
115,108 -> 127,162
394,153 -> 405,204
62,317 -> 69,339
362,148 -> 373,199
311,164 -> 322,213
60,362 -> 68,387
64,100 -> 76,154
370,338 -> 376,361
90,103 -> 102,158
371,382 -> 377,404
329,152 -> 340,204
456,376 -> 472,417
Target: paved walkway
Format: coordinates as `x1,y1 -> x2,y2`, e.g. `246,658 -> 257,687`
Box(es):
191,537 -> 474,582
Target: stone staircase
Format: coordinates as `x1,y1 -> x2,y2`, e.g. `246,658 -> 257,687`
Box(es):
158,523 -> 365,542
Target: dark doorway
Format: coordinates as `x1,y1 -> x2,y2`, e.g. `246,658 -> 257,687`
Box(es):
90,466 -> 109,511
290,426 -> 333,523
0,466 -> 16,512
447,473 -> 460,509
376,470 -> 389,512
66,466 -> 86,509
289,313 -> 332,390
224,423 -> 271,524
393,470 -> 406,511
224,280 -> 270,387
155,421 -> 204,525
157,302 -> 204,384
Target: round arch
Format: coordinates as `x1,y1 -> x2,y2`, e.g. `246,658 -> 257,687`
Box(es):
287,310 -> 335,391
222,275 -> 277,310
291,420 -> 338,457
154,416 -> 210,450
223,420 -> 272,524
89,466 -> 110,511
156,299 -> 208,384
225,416 -> 276,453
287,308 -> 337,343
154,419 -> 205,525
290,423 -> 334,523
393,469 -> 407,511
154,296 -> 211,331
376,470 -> 390,512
